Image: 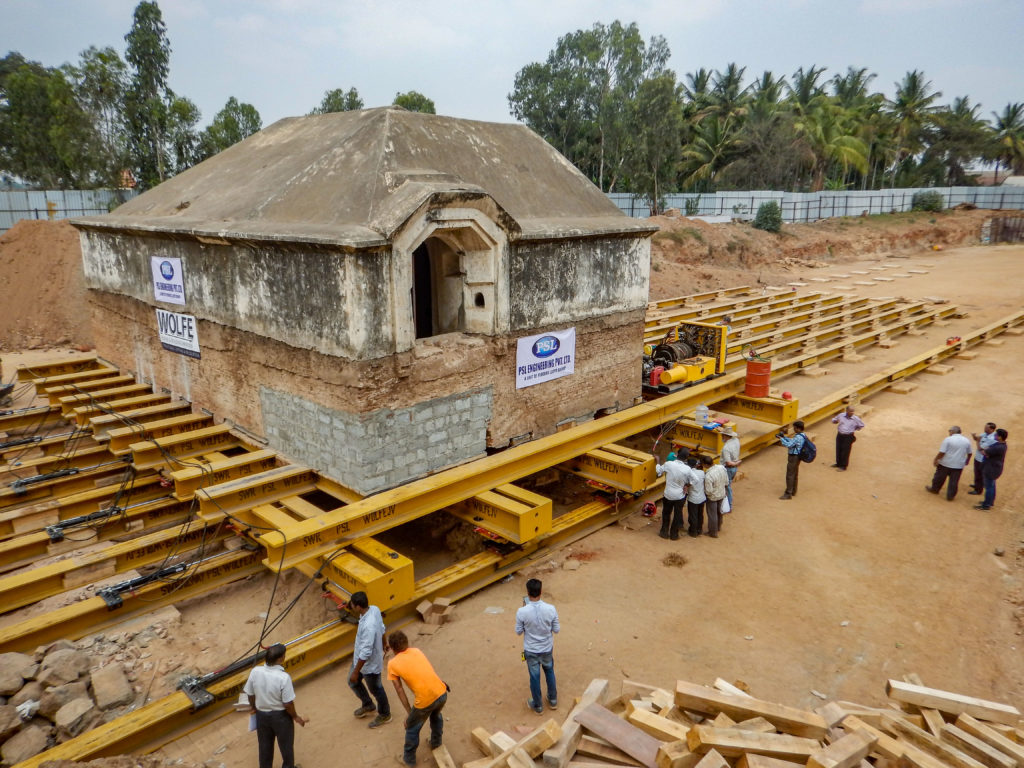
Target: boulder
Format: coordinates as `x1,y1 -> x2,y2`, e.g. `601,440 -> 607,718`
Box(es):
0,704 -> 21,740
37,649 -> 90,687
38,681 -> 89,721
54,697 -> 96,740
0,667 -> 22,698
89,664 -> 133,710
9,681 -> 43,708
0,723 -> 48,765
34,639 -> 76,662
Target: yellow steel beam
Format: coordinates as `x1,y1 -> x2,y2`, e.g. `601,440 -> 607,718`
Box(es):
0,463 -> 131,510
2,445 -> 118,481
129,425 -> 240,471
195,466 -> 319,521
0,519 -> 226,614
45,375 -> 137,405
648,285 -> 758,311
89,402 -> 195,441
714,394 -> 800,425
30,366 -> 120,394
447,484 -> 553,544
645,291 -> 829,336
72,393 -> 174,426
0,473 -> 166,540
58,384 -> 153,416
107,414 -> 215,454
0,499 -> 193,573
299,537 -> 415,610
0,405 -> 65,434
558,443 -> 656,493
0,549 -> 263,654
1,430 -> 95,462
170,450 -> 280,500
667,420 -> 740,455
15,354 -> 100,382
725,298 -> 895,350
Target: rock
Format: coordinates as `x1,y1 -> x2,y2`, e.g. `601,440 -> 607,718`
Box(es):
994,547 -> 1005,557
38,681 -> 89,721
37,649 -> 90,687
0,652 -> 36,695
34,639 -> 76,662
10,681 -> 43,708
90,664 -> 134,710
55,697 -> 96,740
0,723 -> 48,764
0,704 -> 22,740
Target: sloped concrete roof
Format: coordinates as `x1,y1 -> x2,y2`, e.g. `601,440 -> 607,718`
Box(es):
75,108 -> 654,247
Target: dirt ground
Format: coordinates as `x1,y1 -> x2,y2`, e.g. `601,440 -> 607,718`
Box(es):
0,214 -> 1022,768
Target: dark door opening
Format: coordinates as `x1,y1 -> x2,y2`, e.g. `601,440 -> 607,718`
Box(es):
412,242 -> 433,339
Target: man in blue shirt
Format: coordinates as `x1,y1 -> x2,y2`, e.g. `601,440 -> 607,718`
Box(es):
778,420 -> 806,500
515,578 -> 560,715
347,591 -> 391,728
968,422 -> 998,495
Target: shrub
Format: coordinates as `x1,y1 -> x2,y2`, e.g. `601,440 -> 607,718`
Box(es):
684,196 -> 701,216
911,191 -> 944,212
753,201 -> 782,232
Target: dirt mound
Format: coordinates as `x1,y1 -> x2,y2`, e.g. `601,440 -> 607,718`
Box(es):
0,220 -> 93,351
647,208 -> 992,299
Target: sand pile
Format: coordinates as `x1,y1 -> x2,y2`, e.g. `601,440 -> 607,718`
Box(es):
0,220 -> 93,351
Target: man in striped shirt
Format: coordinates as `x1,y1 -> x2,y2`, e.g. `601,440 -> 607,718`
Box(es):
831,405 -> 866,471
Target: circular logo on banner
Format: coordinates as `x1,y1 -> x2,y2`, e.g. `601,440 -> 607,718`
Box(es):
160,260 -> 174,280
532,336 -> 560,358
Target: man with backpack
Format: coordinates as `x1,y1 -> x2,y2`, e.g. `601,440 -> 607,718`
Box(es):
777,420 -> 812,499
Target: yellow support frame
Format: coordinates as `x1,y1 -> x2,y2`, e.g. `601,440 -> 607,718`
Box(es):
129,425 -> 239,471
107,414 -> 215,454
714,394 -> 800,425
559,443 -> 656,493
15,354 -> 101,382
447,483 -> 553,544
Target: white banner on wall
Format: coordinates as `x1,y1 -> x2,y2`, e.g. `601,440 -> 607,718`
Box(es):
515,328 -> 576,389
156,309 -> 201,359
151,256 -> 186,305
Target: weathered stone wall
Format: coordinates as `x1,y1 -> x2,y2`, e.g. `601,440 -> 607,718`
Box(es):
79,230 -> 393,360
88,291 -> 642,494
509,235 -> 649,330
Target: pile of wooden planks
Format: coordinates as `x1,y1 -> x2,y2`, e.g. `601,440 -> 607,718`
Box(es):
442,675 -> 1022,768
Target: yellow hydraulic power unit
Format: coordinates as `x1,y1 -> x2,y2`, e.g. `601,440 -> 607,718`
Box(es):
643,321 -> 728,395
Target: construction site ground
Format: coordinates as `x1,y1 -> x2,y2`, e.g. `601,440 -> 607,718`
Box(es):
0,213 -> 1022,768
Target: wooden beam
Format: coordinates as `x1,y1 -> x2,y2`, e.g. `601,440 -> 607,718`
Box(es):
675,681 -> 827,739
578,735 -> 638,765
736,755 -> 805,768
885,681 -> 1022,726
542,678 -> 609,768
477,720 -> 561,768
880,713 -> 987,768
807,730 -> 877,768
955,714 -> 1024,765
628,708 -> 692,742
686,725 -> 821,761
841,716 -> 904,761
656,739 -> 700,768
940,725 -> 1018,768
432,744 -> 458,768
574,703 -> 660,768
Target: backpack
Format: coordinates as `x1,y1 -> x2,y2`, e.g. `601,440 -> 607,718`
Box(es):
798,434 -> 817,463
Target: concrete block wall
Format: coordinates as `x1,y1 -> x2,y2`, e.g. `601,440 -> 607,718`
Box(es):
261,386 -> 493,495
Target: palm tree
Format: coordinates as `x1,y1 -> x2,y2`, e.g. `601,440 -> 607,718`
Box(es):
926,97 -> 992,185
787,65 -> 828,116
887,70 -> 942,170
680,115 -> 741,190
709,62 -> 749,120
831,66 -> 876,109
990,102 -> 1024,177
793,101 -> 869,191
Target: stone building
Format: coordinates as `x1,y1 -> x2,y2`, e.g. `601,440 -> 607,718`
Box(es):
73,108 -> 656,495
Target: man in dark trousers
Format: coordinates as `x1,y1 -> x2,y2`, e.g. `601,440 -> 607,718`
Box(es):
243,643 -> 307,768
976,428 -> 1008,510
387,630 -> 448,767
926,425 -> 972,501
968,422 -> 998,494
777,421 -> 807,500
831,405 -> 865,470
347,590 -> 391,728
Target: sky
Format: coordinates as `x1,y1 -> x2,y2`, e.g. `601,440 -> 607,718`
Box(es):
3,0 -> 1022,131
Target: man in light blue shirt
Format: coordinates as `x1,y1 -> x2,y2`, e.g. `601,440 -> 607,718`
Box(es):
778,420 -> 806,500
347,591 -> 391,728
515,578 -> 559,715
969,422 -> 998,495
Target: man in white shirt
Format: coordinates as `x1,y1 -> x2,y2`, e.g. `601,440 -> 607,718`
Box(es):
515,578 -> 560,714
720,428 -> 741,510
243,643 -> 307,768
702,454 -> 729,538
925,425 -> 973,500
685,457 -> 706,538
653,449 -> 691,540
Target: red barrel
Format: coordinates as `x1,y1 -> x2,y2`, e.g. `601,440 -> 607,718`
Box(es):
744,359 -> 772,397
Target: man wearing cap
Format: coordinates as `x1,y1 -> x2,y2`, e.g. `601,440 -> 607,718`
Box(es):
925,426 -> 972,500
653,449 -> 691,540
243,643 -> 307,768
720,428 -> 741,509
831,405 -> 865,471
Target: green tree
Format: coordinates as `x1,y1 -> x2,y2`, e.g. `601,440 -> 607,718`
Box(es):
73,46 -> 129,185
887,69 -> 941,180
793,101 -> 869,190
393,90 -> 435,113
924,97 -> 991,185
124,0 -> 172,187
197,96 -> 261,159
167,95 -> 201,171
0,56 -> 64,186
990,102 -> 1024,177
680,115 -> 741,190
709,63 -> 749,120
624,74 -> 682,212
310,87 -> 363,114
47,67 -> 103,186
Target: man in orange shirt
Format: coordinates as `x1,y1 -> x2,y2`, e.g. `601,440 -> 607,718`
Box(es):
387,630 -> 448,767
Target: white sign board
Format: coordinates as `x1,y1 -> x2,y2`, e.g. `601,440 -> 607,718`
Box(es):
515,328 -> 576,389
151,256 -> 186,305
156,309 -> 200,359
